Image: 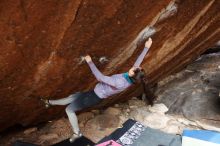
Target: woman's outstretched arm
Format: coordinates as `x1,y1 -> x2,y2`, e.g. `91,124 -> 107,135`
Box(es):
84,55 -> 116,87
133,38 -> 152,67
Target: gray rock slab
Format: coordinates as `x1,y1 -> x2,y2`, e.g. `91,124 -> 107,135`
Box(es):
156,53 -> 220,127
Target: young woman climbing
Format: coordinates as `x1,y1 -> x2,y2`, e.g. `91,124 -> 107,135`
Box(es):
41,38 -> 155,142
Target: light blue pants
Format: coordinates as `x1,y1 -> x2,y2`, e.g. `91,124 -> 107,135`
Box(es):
49,93 -> 81,134
49,90 -> 102,134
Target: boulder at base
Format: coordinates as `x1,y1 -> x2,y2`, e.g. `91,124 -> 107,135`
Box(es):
0,0 -> 219,131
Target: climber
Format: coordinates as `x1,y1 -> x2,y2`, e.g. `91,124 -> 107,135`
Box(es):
41,38 -> 156,142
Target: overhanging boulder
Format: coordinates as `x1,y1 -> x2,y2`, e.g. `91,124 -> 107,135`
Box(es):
0,0 -> 219,132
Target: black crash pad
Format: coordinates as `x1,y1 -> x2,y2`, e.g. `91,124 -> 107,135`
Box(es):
13,136 -> 94,146
53,136 -> 95,146
97,119 -> 181,146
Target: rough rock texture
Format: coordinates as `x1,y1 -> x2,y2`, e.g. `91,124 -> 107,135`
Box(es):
2,100 -> 220,145
156,53 -> 220,127
1,54 -> 220,145
0,0 -> 219,131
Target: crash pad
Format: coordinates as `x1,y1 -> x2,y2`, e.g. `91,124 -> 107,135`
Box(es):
97,119 -> 181,146
182,130 -> 220,146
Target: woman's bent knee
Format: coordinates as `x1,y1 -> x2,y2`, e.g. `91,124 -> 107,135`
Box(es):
65,104 -> 76,114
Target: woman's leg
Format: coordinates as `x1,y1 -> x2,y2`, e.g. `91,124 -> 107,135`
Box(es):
65,104 -> 80,135
64,90 -> 102,141
49,92 -> 81,106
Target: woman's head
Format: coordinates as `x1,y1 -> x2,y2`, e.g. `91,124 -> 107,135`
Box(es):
128,67 -> 145,83
129,67 -> 155,106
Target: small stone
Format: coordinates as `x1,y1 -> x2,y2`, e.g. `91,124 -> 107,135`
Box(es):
144,113 -> 170,129
114,104 -> 119,108
192,91 -> 196,95
177,118 -> 190,125
119,115 -> 127,124
148,103 -> 169,114
79,122 -> 84,128
83,115 -> 120,142
196,89 -> 203,93
164,125 -> 180,134
50,118 -> 69,129
91,110 -> 100,115
128,99 -> 145,107
104,107 -> 121,116
129,105 -> 137,109
204,87 -> 210,91
78,112 -> 95,123
131,97 -> 138,100
24,127 -> 37,135
125,112 -> 129,117
39,133 -> 59,141
130,107 -> 150,122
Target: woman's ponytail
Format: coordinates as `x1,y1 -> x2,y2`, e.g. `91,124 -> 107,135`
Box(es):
140,77 -> 155,106
132,68 -> 155,106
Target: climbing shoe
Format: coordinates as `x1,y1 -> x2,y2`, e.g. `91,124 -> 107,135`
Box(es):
69,132 -> 82,143
40,98 -> 51,108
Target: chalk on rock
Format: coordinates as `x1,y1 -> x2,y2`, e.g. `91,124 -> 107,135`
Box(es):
141,26 -> 156,40
77,56 -> 86,65
99,56 -> 108,64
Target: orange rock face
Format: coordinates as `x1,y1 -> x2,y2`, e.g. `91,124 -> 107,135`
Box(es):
0,0 -> 219,131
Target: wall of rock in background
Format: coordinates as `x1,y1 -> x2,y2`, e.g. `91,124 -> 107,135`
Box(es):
0,0 -> 219,131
